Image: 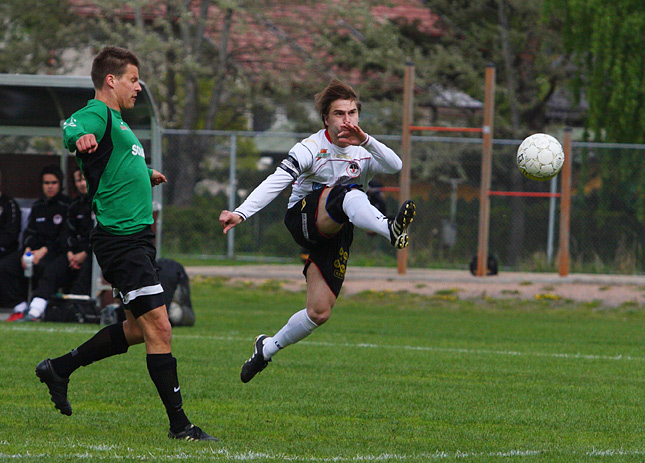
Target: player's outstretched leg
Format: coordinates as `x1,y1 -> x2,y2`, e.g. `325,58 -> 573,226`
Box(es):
388,200 -> 416,248
240,335 -> 271,383
35,359 -> 72,416
168,424 -> 218,441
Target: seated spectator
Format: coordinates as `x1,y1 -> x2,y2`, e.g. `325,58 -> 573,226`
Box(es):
21,168 -> 93,321
2,165 -> 71,320
0,167 -> 21,259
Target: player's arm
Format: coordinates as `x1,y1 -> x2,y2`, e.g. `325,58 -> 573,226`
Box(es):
338,122 -> 402,174
362,136 -> 402,174
223,167 -> 294,225
62,109 -> 107,154
220,145 -> 313,233
219,169 -> 290,234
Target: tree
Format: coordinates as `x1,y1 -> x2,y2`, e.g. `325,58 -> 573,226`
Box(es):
76,0 -> 398,204
545,0 -> 645,224
0,0 -> 80,73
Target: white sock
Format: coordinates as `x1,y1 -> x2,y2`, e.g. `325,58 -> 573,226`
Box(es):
342,189 -> 390,239
27,297 -> 48,318
263,309 -> 318,359
13,301 -> 28,314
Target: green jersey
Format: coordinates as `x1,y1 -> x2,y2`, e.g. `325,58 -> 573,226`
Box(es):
63,99 -> 153,235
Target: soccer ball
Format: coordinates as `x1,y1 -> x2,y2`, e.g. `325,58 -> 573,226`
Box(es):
516,133 -> 564,181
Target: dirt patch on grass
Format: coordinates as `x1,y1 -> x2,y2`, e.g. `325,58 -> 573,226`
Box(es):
188,265 -> 645,308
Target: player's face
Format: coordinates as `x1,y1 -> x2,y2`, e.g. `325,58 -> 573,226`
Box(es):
112,64 -> 141,111
74,170 -> 87,195
42,174 -> 60,199
325,99 -> 359,144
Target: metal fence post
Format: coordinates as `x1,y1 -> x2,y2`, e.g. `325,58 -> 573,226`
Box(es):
227,133 -> 237,259
546,176 -> 557,263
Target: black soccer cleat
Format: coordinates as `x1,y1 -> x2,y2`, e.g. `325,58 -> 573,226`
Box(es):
388,200 -> 416,248
36,358 -> 72,416
169,424 -> 218,441
240,335 -> 271,383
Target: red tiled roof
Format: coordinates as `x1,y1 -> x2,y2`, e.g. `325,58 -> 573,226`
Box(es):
69,0 -> 443,84
371,0 -> 443,36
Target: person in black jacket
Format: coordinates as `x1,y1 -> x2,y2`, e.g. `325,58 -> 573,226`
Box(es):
21,168 -> 93,321
0,168 -> 21,259
2,165 -> 71,320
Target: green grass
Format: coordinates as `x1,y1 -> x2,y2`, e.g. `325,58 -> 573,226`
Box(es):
1,278 -> 644,462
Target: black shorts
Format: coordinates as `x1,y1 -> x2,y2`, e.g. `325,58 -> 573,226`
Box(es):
284,188 -> 354,297
90,225 -> 164,318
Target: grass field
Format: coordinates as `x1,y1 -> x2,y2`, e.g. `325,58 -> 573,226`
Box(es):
1,277 -> 643,462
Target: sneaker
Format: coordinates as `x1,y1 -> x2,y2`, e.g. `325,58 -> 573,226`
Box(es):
35,359 -> 72,416
6,312 -> 25,322
240,335 -> 271,383
388,200 -> 416,248
17,314 -> 40,322
169,424 -> 218,441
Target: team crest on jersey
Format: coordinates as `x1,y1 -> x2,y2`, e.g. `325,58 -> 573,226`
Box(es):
53,214 -> 63,225
346,161 -> 361,178
316,149 -> 329,159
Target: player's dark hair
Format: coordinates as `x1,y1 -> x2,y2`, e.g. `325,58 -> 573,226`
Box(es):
40,164 -> 64,184
315,79 -> 362,128
91,46 -> 140,90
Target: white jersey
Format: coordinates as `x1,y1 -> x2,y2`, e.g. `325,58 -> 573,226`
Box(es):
234,129 -> 402,220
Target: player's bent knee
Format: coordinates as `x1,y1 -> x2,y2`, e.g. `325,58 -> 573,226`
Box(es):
123,319 -> 144,345
307,307 -> 332,325
324,184 -> 363,224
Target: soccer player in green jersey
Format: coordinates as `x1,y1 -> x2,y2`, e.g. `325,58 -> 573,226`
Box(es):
36,46 -> 216,441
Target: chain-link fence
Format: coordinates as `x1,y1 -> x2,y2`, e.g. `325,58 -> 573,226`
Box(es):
161,130 -> 645,274
4,130 -> 640,274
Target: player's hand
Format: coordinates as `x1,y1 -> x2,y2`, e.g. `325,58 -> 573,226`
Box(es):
219,210 -> 243,234
338,122 -> 367,146
76,134 -> 98,154
151,170 -> 167,187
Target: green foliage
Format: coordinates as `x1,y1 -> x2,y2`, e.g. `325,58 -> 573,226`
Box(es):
545,0 -> 645,223
0,283 -> 643,461
0,0 -> 80,73
162,194 -> 228,255
546,0 -> 645,144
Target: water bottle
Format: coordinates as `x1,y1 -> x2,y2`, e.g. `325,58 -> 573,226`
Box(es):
23,251 -> 34,278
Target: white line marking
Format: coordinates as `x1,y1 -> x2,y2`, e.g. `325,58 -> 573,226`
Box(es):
304,340 -> 645,362
2,325 -> 643,362
0,447 -> 644,461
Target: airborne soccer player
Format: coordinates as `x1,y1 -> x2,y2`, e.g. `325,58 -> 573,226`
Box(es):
36,46 -> 216,441
219,79 -> 416,383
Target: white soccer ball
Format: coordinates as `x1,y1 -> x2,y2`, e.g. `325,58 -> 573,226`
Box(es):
516,133 -> 564,181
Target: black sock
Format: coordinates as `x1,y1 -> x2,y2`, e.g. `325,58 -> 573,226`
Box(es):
50,322 -> 129,378
146,353 -> 191,433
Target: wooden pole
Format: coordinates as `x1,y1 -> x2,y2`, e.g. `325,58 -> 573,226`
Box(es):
476,65 -> 496,276
558,128 -> 572,276
397,62 -> 414,275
